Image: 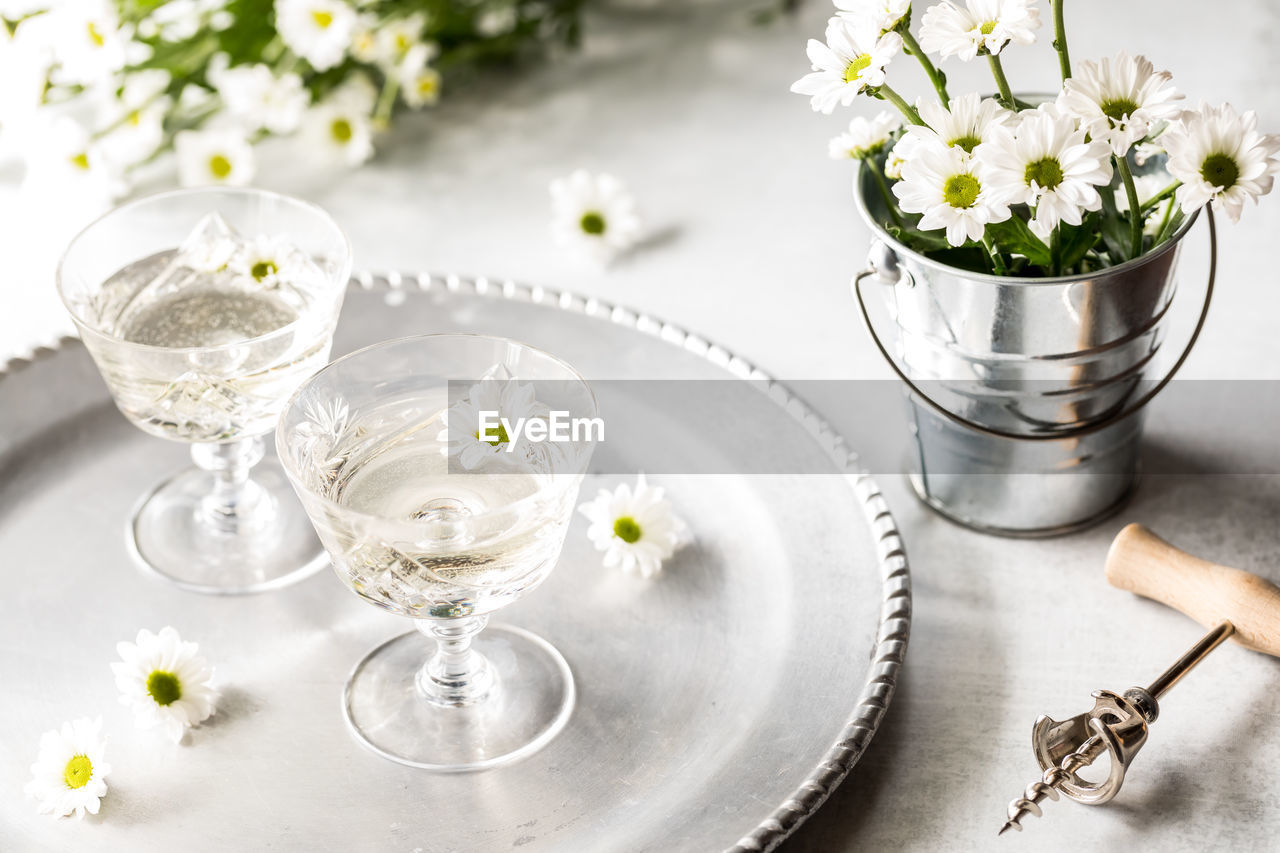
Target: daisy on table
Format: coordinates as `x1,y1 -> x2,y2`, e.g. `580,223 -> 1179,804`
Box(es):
1164,102 -> 1280,224
25,717 -> 111,819
892,139 -> 1011,247
977,105 -> 1113,239
549,170 -> 643,266
578,474 -> 689,579
112,626 -> 218,743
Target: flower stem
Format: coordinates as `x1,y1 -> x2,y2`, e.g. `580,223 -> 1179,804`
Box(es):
373,76 -> 400,130
986,54 -> 1016,109
1139,180 -> 1182,213
899,27 -> 949,107
982,234 -> 1007,275
878,84 -> 924,126
867,161 -> 905,229
1051,0 -> 1071,81
1050,226 -> 1062,276
1115,155 -> 1143,258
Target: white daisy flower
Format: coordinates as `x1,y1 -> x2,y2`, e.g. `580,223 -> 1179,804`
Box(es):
884,137 -> 912,179
912,91 -> 1015,153
174,127 -> 255,187
549,169 -> 643,265
1133,141 -> 1165,168
829,110 -> 900,160
1115,172 -> 1174,235
437,373 -> 543,470
24,717 -> 111,820
26,0 -> 127,87
1164,102 -> 1280,224
111,627 -> 217,743
835,0 -> 912,33
1058,52 -> 1182,157
375,12 -> 428,66
300,79 -> 376,166
578,474 -> 689,579
274,0 -> 357,72
918,0 -> 1040,62
396,43 -> 443,108
349,14 -> 380,63
476,4 -> 518,38
231,236 -> 302,288
96,69 -> 171,168
893,138 -> 1011,246
209,56 -> 311,135
22,115 -> 127,206
790,16 -> 903,115
977,107 -> 1113,239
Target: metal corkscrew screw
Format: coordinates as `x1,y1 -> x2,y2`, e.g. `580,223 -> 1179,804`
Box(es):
999,622 -> 1233,834
1000,524 -> 1280,835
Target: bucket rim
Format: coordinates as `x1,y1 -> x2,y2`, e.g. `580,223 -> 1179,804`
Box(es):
853,161 -> 1199,287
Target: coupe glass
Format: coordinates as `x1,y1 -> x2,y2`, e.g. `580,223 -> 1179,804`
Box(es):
57,187 -> 352,594
277,334 -> 597,770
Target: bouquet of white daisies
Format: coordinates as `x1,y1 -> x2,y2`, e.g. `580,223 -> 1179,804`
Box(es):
0,0 -> 587,205
793,0 -> 1280,276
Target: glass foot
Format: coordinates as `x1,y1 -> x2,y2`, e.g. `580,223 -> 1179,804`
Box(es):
127,457 -> 327,594
343,624 -> 575,771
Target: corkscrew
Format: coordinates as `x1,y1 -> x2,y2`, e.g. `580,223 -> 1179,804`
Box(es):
1000,524 -> 1280,835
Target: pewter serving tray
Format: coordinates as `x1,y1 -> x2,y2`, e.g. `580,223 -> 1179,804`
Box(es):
0,273 -> 910,852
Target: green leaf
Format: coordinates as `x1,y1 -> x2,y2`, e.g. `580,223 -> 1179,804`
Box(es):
925,246 -> 991,274
1058,214 -> 1101,272
986,216 -> 1052,267
886,223 -> 953,253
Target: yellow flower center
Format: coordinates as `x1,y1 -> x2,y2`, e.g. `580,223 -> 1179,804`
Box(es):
69,152 -> 90,171
979,21 -> 996,35
87,21 -> 105,47
330,118 -> 353,143
1200,152 -> 1240,190
311,10 -> 333,28
943,173 -> 981,209
127,109 -> 141,126
580,212 -> 606,235
147,670 -> 183,706
251,260 -> 278,281
1024,157 -> 1064,190
613,516 -> 642,544
949,134 -> 983,153
475,420 -> 510,446
209,154 -> 232,179
1100,97 -> 1140,124
63,754 -> 93,789
417,75 -> 439,97
843,54 -> 872,84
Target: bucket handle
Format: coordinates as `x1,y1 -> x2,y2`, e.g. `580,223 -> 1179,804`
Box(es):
851,209 -> 1217,442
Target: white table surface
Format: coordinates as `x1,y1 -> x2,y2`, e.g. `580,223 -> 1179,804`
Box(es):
4,1 -> 1280,850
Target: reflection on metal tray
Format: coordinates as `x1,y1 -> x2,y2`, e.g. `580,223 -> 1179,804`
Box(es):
0,272 -> 910,853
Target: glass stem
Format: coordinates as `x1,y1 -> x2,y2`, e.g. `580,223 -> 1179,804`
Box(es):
416,616 -> 495,707
190,436 -> 273,533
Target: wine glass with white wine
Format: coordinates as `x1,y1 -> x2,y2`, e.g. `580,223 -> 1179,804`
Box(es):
277,334 -> 598,770
57,187 -> 351,594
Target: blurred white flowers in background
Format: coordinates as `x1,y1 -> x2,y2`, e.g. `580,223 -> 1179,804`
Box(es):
550,170 -> 644,265
0,0 -> 586,206
828,111 -> 900,160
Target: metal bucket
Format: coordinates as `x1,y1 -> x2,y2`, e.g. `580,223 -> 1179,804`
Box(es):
851,164 -> 1217,537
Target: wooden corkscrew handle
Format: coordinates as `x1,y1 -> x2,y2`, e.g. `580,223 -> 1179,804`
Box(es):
1105,523 -> 1280,657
